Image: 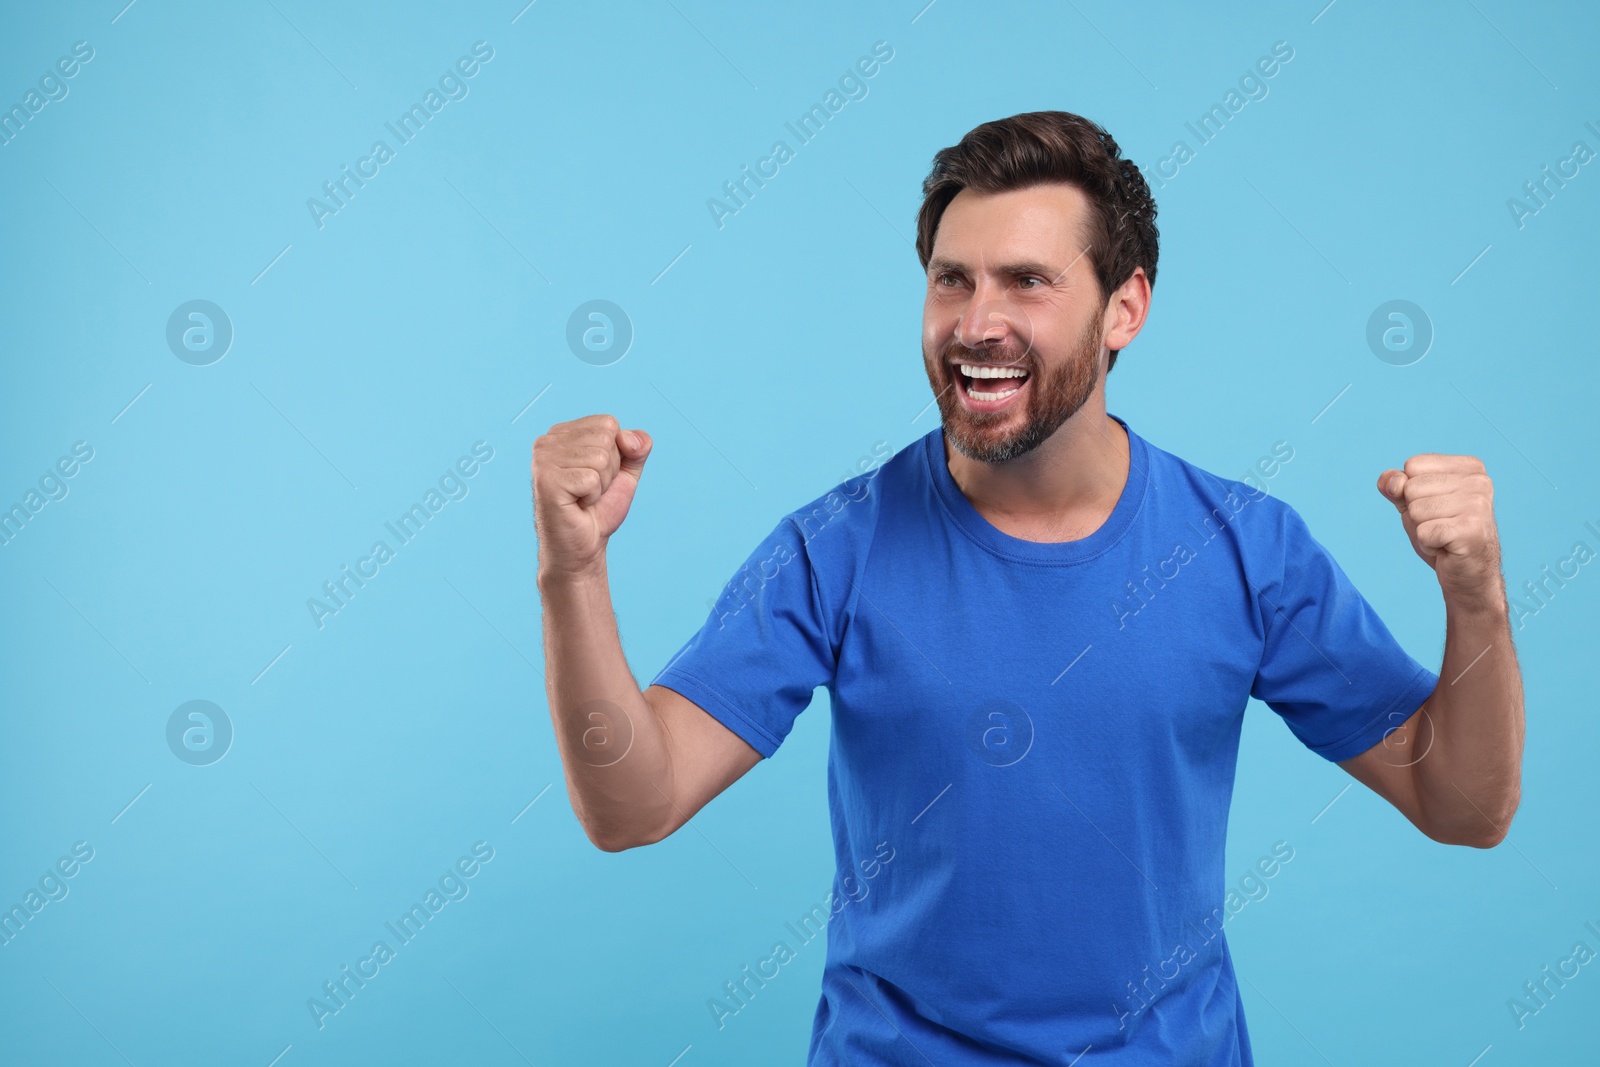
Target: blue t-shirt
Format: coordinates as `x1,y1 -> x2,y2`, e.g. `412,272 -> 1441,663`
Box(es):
652,413 -> 1438,1066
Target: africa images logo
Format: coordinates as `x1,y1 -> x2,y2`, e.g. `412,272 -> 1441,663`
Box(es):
306,442 -> 494,629
306,42 -> 495,230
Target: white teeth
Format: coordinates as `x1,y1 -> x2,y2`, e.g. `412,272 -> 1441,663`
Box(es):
968,386 -> 1020,401
959,364 -> 1028,379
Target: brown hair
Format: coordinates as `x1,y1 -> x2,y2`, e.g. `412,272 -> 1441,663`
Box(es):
916,111 -> 1159,372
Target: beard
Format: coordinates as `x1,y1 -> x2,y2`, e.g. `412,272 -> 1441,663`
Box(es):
925,307 -> 1106,464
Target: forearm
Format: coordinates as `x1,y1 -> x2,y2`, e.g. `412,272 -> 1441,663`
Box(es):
538,561 -> 677,851
1413,586 -> 1525,846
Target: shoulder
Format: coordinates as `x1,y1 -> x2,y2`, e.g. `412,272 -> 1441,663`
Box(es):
1138,430 -> 1297,533
1128,429 -> 1329,604
753,435 -> 924,622
776,433 -> 922,549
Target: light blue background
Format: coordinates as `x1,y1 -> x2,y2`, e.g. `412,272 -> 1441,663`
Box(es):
2,1 -> 1596,1063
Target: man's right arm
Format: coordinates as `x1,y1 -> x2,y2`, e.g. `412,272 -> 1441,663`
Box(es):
533,414 -> 762,852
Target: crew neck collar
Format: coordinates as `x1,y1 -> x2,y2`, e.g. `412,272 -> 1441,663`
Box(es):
924,412 -> 1149,565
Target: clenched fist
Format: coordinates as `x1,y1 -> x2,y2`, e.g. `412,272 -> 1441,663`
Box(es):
1377,453 -> 1502,607
533,414 -> 652,579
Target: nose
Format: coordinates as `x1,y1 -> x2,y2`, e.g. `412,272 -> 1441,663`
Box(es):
954,278 -> 1020,352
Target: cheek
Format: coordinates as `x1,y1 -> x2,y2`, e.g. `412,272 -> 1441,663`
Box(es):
1020,324 -> 1056,361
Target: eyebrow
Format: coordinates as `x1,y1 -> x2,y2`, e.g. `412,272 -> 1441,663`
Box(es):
926,256 -> 1064,279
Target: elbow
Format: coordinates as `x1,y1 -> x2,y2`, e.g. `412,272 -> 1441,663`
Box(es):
1472,824 -> 1514,849
1427,793 -> 1520,850
585,826 -> 634,853
581,815 -> 675,853
584,823 -> 646,853
1424,823 -> 1500,849
1471,789 -> 1523,849
1451,826 -> 1508,850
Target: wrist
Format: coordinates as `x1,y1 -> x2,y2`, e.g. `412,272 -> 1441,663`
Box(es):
538,556 -> 610,594
1442,576 -> 1508,622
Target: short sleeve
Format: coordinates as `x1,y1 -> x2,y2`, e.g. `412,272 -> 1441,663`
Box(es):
650,517 -> 839,758
1249,503 -> 1440,763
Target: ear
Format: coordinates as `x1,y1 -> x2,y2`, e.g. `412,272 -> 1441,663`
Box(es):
1103,266 -> 1151,353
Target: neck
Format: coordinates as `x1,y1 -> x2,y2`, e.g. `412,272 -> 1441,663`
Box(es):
944,397 -> 1130,543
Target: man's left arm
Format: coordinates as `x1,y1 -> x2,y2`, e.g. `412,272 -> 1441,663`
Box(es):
1337,453 -> 1526,848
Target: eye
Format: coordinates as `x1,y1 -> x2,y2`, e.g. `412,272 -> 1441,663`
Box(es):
1018,275 -> 1044,289
935,272 -> 961,287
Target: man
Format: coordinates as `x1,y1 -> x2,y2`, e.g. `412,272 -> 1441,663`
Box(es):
532,111 -> 1525,1065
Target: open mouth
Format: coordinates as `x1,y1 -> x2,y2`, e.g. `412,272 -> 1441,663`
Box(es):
951,362 -> 1030,411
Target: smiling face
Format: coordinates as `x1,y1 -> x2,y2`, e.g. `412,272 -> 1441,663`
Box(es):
921,183 -> 1110,464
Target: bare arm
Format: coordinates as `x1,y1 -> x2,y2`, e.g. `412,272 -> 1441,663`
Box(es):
1339,598 -> 1523,847
1338,454 -> 1525,848
533,415 -> 763,852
